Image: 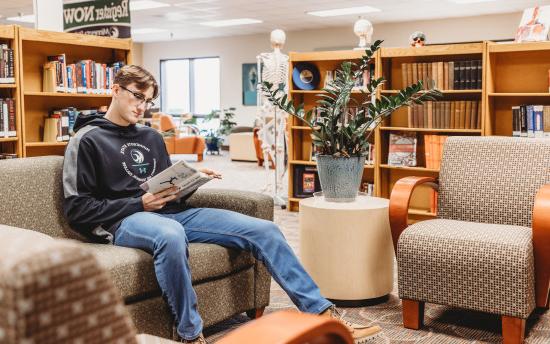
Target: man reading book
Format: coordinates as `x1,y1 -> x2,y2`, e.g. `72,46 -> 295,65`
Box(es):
62,65 -> 381,344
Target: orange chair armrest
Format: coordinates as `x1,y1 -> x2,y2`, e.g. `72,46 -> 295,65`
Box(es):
389,176 -> 438,253
533,184 -> 550,308
216,311 -> 353,344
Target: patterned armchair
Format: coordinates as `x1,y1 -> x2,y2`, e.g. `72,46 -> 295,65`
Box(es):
389,137 -> 550,344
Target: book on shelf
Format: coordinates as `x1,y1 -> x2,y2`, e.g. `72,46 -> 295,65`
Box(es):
513,104 -> 550,138
401,60 -> 481,90
424,135 -> 448,169
388,132 -> 417,167
407,100 -> 481,129
0,98 -> 16,138
43,57 -> 124,94
360,182 -> 374,196
0,44 -> 15,84
140,159 -> 212,201
43,107 -> 98,142
293,164 -> 321,198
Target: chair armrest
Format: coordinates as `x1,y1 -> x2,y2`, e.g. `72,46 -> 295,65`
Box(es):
389,176 -> 438,253
216,310 -> 353,344
533,184 -> 550,308
186,188 -> 274,221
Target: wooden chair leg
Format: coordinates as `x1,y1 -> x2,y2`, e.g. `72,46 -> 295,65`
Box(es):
402,299 -> 424,330
197,153 -> 203,162
246,307 -> 265,319
502,316 -> 525,344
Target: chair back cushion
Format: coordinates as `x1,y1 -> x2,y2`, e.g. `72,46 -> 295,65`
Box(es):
437,137 -> 550,227
0,156 -> 77,239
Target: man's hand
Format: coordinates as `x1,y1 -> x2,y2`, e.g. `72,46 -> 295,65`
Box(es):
199,168 -> 222,179
142,186 -> 178,211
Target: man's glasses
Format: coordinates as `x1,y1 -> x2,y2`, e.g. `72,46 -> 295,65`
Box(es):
119,85 -> 156,109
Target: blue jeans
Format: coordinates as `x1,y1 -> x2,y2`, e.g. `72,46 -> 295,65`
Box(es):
114,208 -> 332,340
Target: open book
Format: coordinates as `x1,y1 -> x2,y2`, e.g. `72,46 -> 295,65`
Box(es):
140,160 -> 212,200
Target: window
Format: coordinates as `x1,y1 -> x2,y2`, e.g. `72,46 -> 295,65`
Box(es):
160,57 -> 220,117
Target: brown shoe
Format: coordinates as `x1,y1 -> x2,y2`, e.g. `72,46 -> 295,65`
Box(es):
179,333 -> 208,344
321,305 -> 382,343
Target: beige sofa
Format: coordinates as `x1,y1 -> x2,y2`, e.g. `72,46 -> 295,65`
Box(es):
0,156 -> 272,339
229,132 -> 257,162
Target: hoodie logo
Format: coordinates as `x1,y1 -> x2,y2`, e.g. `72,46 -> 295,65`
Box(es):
120,143 -> 157,182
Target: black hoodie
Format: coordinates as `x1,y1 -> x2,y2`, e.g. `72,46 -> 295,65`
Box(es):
63,113 -> 186,243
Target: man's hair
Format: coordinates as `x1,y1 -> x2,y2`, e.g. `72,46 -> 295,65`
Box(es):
114,65 -> 159,99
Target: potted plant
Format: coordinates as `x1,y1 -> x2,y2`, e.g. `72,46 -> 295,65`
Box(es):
204,129 -> 222,154
206,107 -> 238,147
262,40 -> 441,201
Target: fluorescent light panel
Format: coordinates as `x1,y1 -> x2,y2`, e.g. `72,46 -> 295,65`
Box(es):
449,0 -> 496,3
132,28 -> 168,34
130,0 -> 170,11
307,5 -> 380,17
7,14 -> 35,23
200,18 -> 262,27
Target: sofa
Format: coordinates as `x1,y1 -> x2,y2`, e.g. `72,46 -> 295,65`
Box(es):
229,130 -> 257,162
0,156 -> 272,339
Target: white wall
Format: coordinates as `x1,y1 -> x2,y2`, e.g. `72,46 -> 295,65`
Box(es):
141,12 -> 522,125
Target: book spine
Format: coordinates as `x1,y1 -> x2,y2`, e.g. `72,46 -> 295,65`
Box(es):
8,98 -> 15,136
520,105 -> 528,137
534,105 -> 544,138
512,106 -> 520,137
527,105 -> 535,137
544,106 -> 550,137
2,100 -> 8,138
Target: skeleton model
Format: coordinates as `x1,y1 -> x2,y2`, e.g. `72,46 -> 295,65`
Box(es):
256,29 -> 289,208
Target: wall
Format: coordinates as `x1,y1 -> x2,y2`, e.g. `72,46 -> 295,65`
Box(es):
141,12 -> 522,125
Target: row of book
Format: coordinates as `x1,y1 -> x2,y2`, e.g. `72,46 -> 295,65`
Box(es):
44,107 -> 97,142
0,153 -> 17,159
0,44 -> 14,83
407,100 -> 481,130
424,135 -> 448,169
43,54 -> 124,94
0,98 -> 16,138
512,105 -> 550,137
401,60 -> 482,90
324,64 -> 376,91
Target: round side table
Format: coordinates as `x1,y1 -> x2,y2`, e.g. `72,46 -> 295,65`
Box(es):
299,195 -> 394,306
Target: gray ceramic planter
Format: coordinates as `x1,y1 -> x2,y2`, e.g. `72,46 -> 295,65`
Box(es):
316,155 -> 365,202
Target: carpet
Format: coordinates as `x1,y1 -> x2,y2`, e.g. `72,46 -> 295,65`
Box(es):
185,154 -> 550,343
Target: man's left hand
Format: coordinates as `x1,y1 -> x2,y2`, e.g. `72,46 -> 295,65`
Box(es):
199,168 -> 222,179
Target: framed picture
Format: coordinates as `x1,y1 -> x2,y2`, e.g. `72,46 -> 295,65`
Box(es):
515,6 -> 550,43
242,63 -> 258,106
293,165 -> 322,198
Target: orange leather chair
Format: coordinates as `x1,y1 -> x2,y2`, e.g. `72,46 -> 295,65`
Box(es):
152,113 -> 205,162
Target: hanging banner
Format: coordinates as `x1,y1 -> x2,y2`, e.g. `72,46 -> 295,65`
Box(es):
63,0 -> 131,38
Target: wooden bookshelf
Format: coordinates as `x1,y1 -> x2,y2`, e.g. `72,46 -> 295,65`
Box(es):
376,42 -> 486,219
287,49 -> 378,211
0,25 -> 21,158
18,27 -> 132,157
485,41 -> 550,136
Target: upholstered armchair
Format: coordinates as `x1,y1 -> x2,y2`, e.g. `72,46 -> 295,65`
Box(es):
152,113 -> 206,161
389,137 -> 549,344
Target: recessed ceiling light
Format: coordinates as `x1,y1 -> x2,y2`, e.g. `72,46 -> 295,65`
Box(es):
7,14 -> 35,23
132,28 -> 168,34
307,6 -> 381,17
130,0 -> 170,11
200,18 -> 262,27
449,0 -> 496,3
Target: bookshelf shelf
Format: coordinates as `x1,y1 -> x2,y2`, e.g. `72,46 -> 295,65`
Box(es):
380,164 -> 440,173
380,127 -> 482,133
488,41 -> 550,53
488,92 -> 550,97
24,91 -> 112,98
0,84 -> 16,88
291,126 -> 311,130
409,208 -> 436,217
381,89 -> 482,95
289,160 -> 317,166
291,90 -> 368,94
0,137 -> 18,142
18,27 -> 132,157
381,43 -> 484,57
25,142 -> 68,147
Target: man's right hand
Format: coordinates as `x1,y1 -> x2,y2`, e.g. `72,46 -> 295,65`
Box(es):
142,186 -> 178,211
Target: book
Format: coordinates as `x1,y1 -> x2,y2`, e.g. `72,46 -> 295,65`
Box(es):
140,160 -> 212,200
388,132 -> 417,167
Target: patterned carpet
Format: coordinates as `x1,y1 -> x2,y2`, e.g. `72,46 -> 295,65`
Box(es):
182,153 -> 550,343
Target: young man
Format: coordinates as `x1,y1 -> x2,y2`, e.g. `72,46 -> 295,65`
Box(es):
62,65 -> 381,344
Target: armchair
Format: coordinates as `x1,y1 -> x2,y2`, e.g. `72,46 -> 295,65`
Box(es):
153,113 -> 206,161
389,137 -> 550,344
